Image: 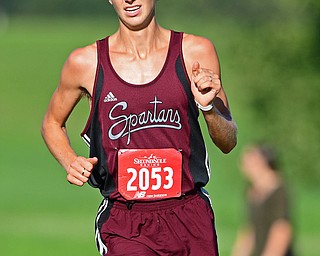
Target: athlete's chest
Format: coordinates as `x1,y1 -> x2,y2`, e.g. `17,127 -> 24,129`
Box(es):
98,69 -> 188,146
109,49 -> 168,85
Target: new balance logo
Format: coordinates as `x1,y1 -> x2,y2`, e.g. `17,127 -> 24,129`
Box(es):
104,92 -> 118,102
133,191 -> 146,199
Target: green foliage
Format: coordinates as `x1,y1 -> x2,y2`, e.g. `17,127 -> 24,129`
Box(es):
1,0 -> 111,16
230,1 -> 320,185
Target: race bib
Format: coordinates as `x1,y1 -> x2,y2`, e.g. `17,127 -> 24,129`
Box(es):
118,148 -> 182,201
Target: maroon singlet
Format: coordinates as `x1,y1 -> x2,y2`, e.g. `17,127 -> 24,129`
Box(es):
81,31 -> 211,201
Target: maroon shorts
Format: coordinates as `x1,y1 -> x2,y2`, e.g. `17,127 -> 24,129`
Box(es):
95,190 -> 219,256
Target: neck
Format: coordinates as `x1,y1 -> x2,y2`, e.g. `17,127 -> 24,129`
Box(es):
253,169 -> 281,193
113,20 -> 166,58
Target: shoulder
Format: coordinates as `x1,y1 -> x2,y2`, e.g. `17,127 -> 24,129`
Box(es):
60,43 -> 97,94
64,43 -> 97,73
182,33 -> 218,59
182,33 -> 220,75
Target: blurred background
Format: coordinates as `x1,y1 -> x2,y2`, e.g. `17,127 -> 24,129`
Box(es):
0,0 -> 319,255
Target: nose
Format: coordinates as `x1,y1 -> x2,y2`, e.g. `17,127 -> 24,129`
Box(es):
125,0 -> 136,4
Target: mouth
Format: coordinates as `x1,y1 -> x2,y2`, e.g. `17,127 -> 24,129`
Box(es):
124,5 -> 141,16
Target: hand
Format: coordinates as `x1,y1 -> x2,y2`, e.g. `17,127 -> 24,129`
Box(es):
66,156 -> 98,186
192,61 -> 221,108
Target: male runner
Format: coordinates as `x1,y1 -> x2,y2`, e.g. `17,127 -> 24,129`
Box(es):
41,0 -> 237,255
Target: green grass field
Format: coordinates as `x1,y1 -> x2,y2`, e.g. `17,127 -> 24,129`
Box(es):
0,16 -> 319,255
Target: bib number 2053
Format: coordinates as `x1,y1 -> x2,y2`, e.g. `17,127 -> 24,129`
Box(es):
127,166 -> 173,192
118,149 -> 182,201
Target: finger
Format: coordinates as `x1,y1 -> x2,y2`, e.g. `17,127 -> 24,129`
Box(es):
195,75 -> 213,87
69,166 -> 89,182
196,79 -> 221,97
88,157 -> 98,165
76,157 -> 98,180
193,70 -> 215,86
81,168 -> 90,178
67,162 -> 87,180
81,157 -> 98,174
67,173 -> 85,187
75,157 -> 96,172
194,77 -> 214,94
192,61 -> 201,77
211,73 -> 220,80
66,157 -> 94,185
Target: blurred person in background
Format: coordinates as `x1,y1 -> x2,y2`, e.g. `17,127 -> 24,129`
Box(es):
231,143 -> 294,256
41,0 -> 237,255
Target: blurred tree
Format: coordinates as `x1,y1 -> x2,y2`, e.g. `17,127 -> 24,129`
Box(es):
225,0 -> 320,185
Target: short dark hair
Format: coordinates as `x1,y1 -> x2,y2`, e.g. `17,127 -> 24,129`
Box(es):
256,143 -> 278,171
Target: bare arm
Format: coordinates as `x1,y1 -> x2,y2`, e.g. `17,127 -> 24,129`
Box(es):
183,34 -> 237,153
231,226 -> 255,256
41,44 -> 98,186
262,219 -> 293,256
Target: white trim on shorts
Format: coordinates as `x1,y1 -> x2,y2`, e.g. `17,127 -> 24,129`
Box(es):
200,187 -> 213,207
95,199 -> 109,255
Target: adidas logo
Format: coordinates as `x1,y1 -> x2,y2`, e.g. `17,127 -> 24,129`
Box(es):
104,92 -> 118,102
